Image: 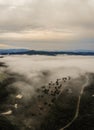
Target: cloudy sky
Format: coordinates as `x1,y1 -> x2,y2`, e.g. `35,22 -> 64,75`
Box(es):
0,0 -> 94,50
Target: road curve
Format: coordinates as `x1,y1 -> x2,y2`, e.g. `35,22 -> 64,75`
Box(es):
59,75 -> 89,130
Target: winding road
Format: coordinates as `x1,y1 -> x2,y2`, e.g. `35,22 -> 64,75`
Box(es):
59,75 -> 89,130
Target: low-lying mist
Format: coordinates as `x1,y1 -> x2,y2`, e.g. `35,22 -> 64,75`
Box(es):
0,55 -> 94,130
0,55 -> 93,98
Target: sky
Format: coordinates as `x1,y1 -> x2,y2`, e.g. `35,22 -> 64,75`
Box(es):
0,0 -> 94,50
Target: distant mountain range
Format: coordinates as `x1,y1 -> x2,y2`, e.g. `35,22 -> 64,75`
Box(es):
0,49 -> 94,56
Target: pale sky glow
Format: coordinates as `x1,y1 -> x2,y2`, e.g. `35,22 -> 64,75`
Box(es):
0,0 -> 94,50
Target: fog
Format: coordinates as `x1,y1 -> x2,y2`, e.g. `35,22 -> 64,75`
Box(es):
2,55 -> 94,70
0,55 -> 94,130
2,55 -> 94,76
1,55 -> 94,97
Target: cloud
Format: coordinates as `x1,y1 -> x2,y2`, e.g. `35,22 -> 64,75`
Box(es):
0,43 -> 13,48
0,0 -> 94,49
0,0 -> 94,31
